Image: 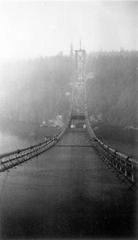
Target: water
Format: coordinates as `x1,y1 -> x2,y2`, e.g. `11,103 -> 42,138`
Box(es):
103,139 -> 138,161
0,126 -> 58,155
0,131 -> 32,155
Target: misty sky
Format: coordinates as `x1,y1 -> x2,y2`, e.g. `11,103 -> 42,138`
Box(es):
0,1 -> 137,61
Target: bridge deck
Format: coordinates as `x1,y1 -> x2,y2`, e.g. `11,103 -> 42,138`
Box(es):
0,130 -> 136,238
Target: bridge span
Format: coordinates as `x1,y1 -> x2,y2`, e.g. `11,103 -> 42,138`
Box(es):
0,128 -> 136,239
0,46 -> 137,239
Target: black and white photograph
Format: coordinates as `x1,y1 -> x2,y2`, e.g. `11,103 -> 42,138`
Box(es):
0,0 -> 137,239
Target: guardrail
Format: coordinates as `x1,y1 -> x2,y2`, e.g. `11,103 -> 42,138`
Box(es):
0,137 -> 57,172
93,137 -> 137,184
0,115 -> 71,173
85,108 -> 137,185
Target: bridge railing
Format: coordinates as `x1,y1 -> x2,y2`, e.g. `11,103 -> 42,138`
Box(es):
0,113 -> 71,173
84,106 -> 137,185
0,137 -> 57,172
93,137 -> 137,184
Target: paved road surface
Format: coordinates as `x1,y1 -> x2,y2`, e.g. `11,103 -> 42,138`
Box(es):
0,130 -> 136,239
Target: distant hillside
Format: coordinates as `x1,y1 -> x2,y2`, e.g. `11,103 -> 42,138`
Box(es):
86,51 -> 138,128
0,55 -> 73,124
0,51 -> 137,128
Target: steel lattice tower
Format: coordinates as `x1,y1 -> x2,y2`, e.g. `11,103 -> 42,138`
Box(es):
70,46 -> 86,128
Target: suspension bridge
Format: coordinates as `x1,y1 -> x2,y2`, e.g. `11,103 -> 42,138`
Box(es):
0,47 -> 137,239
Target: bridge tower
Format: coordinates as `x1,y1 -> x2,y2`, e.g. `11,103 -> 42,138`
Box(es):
70,45 -> 86,128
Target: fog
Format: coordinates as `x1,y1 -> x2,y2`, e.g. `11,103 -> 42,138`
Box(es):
0,1 -> 137,62
0,50 -> 137,126
0,1 -> 137,153
0,56 -> 72,124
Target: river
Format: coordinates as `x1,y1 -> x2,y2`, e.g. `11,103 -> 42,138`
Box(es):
0,131 -> 34,155
0,126 -> 58,155
103,139 -> 138,160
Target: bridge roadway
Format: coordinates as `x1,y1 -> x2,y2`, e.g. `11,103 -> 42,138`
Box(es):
0,129 -> 136,239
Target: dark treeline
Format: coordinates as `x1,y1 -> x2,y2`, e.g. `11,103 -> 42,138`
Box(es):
86,51 -> 138,128
0,50 -> 137,129
0,54 -> 73,124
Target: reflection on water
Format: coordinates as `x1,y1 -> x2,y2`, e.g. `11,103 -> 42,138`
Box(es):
0,131 -> 32,154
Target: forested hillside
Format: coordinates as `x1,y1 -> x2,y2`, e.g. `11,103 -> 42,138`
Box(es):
86,51 -> 138,128
0,51 -> 137,128
0,55 -> 72,124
